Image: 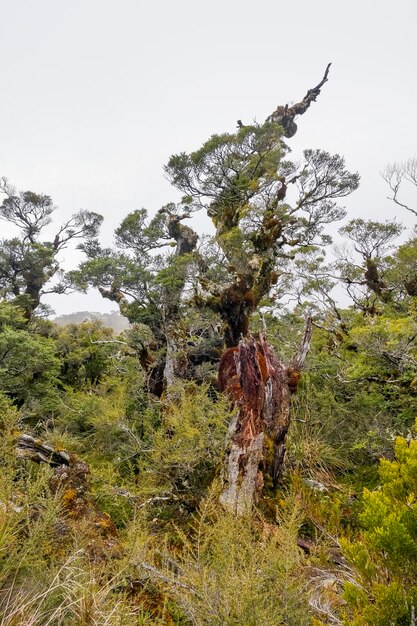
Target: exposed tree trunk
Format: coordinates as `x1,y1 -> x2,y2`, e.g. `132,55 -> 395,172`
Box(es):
218,319 -> 312,514
219,274 -> 256,348
405,275 -> 417,296
162,329 -> 189,390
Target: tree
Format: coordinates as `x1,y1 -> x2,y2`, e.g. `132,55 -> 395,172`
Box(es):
0,301 -> 60,410
0,178 -> 102,318
71,203 -> 210,395
163,67 -> 359,512
389,234 -> 417,297
336,219 -> 403,314
382,157 -> 417,217
74,66 -> 359,512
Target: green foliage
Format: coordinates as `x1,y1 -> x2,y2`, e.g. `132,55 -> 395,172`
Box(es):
0,177 -> 102,317
339,218 -> 403,258
342,436 -> 417,625
2,79 -> 417,626
387,234 -> 417,298
71,205 -> 196,329
0,302 -> 60,409
155,253 -> 194,293
0,394 -> 155,624
0,394 -> 61,618
133,497 -> 310,626
54,319 -> 131,387
141,383 -> 229,506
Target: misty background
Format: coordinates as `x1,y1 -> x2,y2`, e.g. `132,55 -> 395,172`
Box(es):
1,0 -> 416,315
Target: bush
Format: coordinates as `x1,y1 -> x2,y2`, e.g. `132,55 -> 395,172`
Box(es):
342,435 -> 417,625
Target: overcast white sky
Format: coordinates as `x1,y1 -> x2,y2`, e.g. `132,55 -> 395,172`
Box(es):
1,0 -> 416,315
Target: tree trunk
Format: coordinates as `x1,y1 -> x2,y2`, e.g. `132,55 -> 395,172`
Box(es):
162,329 -> 188,390
159,213 -> 198,393
218,319 -> 312,514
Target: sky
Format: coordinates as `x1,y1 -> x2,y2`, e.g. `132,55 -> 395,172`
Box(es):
1,0 -> 416,315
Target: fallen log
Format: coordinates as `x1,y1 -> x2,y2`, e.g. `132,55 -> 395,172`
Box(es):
15,433 -> 119,559
16,433 -> 71,466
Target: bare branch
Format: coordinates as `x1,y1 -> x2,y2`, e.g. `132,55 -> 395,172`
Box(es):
267,63 -> 332,137
382,159 -> 417,217
291,316 -> 313,370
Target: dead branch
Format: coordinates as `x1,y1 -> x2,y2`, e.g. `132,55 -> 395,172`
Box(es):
382,158 -> 417,217
16,434 -> 71,466
291,316 -> 313,371
90,339 -> 130,346
112,489 -> 179,509
133,562 -> 202,598
267,63 -> 331,137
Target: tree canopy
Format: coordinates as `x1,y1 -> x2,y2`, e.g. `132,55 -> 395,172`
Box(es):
1,69 -> 417,625
0,177 -> 102,318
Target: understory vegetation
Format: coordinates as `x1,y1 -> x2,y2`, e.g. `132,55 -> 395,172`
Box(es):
2,293 -> 417,625
1,72 -> 417,624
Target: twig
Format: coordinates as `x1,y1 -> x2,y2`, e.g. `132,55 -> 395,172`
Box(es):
134,562 -> 202,598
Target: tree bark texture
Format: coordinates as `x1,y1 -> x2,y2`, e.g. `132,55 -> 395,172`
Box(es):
218,320 -> 312,514
159,212 -> 198,393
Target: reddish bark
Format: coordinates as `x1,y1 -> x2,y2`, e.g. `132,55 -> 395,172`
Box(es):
218,320 -> 312,513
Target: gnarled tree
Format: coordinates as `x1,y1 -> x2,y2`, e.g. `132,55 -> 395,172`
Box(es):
73,66 -> 359,511
336,218 -> 403,314
71,204 -> 211,395
164,65 -> 359,512
0,178 -> 102,318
